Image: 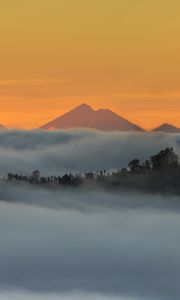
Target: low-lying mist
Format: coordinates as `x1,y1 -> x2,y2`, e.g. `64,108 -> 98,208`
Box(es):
0,186 -> 180,299
0,291 -> 139,300
0,129 -> 179,175
1,182 -> 180,212
0,129 -> 180,299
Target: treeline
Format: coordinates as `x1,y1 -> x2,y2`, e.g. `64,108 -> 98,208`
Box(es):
5,147 -> 180,194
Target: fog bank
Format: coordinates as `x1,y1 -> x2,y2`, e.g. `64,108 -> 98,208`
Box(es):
0,129 -> 180,299
0,129 -> 179,175
0,193 -> 180,299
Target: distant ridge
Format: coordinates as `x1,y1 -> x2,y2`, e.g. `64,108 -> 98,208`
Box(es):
153,123 -> 180,133
40,103 -> 143,132
0,124 -> 5,130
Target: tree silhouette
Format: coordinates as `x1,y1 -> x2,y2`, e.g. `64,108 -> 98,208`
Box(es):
128,159 -> 141,172
150,147 -> 178,170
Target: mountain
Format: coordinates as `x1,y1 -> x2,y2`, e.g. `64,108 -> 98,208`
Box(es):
153,123 -> 180,133
40,104 -> 143,132
0,124 -> 5,130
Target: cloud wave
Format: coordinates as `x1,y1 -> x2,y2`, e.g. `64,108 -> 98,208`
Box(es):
0,130 -> 180,299
0,129 -> 179,176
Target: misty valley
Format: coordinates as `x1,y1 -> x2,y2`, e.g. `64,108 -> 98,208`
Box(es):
1,0 -> 180,299
0,129 -> 180,300
4,146 -> 180,197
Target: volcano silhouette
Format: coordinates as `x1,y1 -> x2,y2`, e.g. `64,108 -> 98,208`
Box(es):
153,123 -> 180,133
40,104 -> 143,131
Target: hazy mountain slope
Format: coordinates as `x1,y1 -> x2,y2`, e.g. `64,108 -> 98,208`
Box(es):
153,123 -> 180,133
40,104 -> 143,131
0,124 -> 5,130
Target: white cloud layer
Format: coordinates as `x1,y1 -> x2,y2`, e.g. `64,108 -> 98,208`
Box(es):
0,193 -> 179,299
0,291 -> 138,300
0,130 -> 180,299
0,129 -> 179,176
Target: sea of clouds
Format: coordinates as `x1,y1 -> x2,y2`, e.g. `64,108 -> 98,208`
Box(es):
0,191 -> 180,300
0,129 -> 180,176
0,129 -> 180,300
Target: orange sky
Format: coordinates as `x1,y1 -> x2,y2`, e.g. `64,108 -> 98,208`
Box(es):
0,0 -> 180,129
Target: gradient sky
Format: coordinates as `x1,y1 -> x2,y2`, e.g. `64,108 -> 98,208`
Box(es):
0,0 -> 180,129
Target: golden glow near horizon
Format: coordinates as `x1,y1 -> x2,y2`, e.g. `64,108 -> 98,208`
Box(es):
0,0 -> 180,129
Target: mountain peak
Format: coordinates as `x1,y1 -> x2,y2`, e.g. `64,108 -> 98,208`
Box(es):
153,123 -> 180,133
72,103 -> 94,112
160,123 -> 175,128
40,103 -> 143,131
